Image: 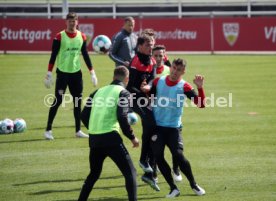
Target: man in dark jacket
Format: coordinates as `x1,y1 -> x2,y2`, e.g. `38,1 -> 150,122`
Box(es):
109,17 -> 137,67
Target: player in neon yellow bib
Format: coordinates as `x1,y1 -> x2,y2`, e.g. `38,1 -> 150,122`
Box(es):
56,30 -> 83,73
43,12 -> 98,140
78,66 -> 139,201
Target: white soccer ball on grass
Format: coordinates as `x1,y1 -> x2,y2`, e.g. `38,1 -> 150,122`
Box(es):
0,118 -> 14,134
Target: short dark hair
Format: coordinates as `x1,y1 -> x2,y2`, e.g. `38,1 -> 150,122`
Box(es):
66,12 -> 78,20
124,16 -> 134,23
137,34 -> 154,46
141,28 -> 156,39
153,45 -> 166,52
114,66 -> 129,81
172,58 -> 187,67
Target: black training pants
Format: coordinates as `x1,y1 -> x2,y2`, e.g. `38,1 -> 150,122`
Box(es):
131,101 -> 156,163
152,126 -> 196,190
46,69 -> 83,132
78,143 -> 137,201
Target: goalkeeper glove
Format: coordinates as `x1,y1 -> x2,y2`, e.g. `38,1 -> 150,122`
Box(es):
44,71 -> 53,89
90,69 -> 98,87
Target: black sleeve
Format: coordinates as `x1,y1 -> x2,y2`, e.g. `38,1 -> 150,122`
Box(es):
150,84 -> 157,96
49,39 -> 60,65
81,41 -> 93,70
81,90 -> 97,129
117,89 -> 135,140
184,89 -> 198,100
164,60 -> 171,67
148,66 -> 155,83
127,66 -> 138,91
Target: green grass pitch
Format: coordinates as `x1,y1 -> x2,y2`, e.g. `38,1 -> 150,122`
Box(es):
0,54 -> 275,201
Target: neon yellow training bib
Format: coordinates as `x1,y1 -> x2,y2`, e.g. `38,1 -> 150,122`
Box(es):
57,30 -> 83,73
156,65 -> 170,78
88,85 -> 125,134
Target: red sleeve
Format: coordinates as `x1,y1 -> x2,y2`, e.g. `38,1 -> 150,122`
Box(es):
184,82 -> 205,108
48,63 -> 54,72
183,82 -> 193,92
81,32 -> 87,41
55,33 -> 61,41
153,77 -> 160,87
194,88 -> 205,108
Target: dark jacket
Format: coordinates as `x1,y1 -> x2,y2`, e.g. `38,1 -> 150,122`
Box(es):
109,29 -> 137,67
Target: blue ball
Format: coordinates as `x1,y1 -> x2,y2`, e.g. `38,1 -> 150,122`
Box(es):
127,112 -> 138,125
13,118 -> 27,133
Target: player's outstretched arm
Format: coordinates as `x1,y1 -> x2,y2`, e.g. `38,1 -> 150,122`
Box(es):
184,75 -> 205,108
193,75 -> 204,89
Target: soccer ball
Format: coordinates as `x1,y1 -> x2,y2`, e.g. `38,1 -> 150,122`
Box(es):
0,118 -> 14,134
127,112 -> 138,125
13,118 -> 27,133
92,35 -> 111,54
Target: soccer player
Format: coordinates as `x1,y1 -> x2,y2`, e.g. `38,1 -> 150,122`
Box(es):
141,28 -> 171,67
152,45 -> 170,77
78,66 -> 139,201
141,58 -> 206,198
126,33 -> 160,191
152,45 -> 182,182
43,12 -> 98,140
109,16 -> 137,67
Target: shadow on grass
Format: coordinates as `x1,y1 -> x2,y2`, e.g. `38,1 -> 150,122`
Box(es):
139,192 -> 198,200
28,188 -> 80,195
28,184 -> 127,196
14,175 -> 123,186
88,198 -> 126,201
0,138 -> 47,144
13,179 -> 83,186
27,180 -> 157,196
56,198 -> 125,201
0,136 -> 76,144
18,176 -> 167,198
29,125 -> 75,131
138,195 -> 168,200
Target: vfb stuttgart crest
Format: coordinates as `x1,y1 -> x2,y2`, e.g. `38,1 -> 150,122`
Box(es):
78,24 -> 94,47
223,23 -> 239,46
